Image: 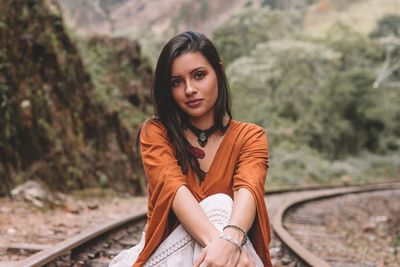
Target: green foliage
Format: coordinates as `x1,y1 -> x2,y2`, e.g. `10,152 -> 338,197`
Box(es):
0,83 -> 12,141
215,7 -> 400,187
297,69 -> 386,159
261,0 -> 279,8
75,36 -> 152,129
262,0 -> 315,10
394,233 -> 400,257
213,7 -> 295,65
370,14 -> 400,38
324,23 -> 384,70
227,39 -> 339,143
267,148 -> 400,189
0,0 -> 151,196
171,0 -> 209,33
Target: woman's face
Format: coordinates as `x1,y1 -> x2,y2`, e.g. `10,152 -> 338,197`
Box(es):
170,52 -> 219,125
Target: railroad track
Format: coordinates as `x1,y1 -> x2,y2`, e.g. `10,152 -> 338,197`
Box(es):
272,181 -> 400,267
5,180 -> 400,267
9,208 -> 147,267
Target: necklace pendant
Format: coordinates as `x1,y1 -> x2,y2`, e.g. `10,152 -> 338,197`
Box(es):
198,132 -> 207,147
189,145 -> 205,159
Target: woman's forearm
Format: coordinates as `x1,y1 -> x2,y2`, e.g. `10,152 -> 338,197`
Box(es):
226,188 -> 257,241
172,186 -> 220,246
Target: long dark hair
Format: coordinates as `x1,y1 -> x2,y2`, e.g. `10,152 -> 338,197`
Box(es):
139,31 -> 232,181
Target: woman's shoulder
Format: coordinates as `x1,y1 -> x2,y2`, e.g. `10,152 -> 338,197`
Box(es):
230,120 -> 268,150
142,117 -> 164,130
231,119 -> 267,136
140,117 -> 168,140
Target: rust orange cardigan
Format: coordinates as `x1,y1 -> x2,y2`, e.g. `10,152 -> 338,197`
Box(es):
133,119 -> 272,267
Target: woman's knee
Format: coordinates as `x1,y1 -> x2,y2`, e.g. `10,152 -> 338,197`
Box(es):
199,193 -> 233,209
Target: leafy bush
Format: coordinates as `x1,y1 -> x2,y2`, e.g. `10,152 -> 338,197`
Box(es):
370,14 -> 400,38
216,7 -> 400,186
213,7 -> 295,65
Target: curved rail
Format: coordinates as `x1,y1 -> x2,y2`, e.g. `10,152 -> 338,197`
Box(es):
15,208 -> 147,267
272,182 -> 400,267
10,179 -> 400,267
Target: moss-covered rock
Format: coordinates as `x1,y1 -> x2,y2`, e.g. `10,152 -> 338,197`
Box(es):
0,0 -> 149,196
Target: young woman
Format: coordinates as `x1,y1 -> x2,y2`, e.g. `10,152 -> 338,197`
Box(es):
109,31 -> 272,267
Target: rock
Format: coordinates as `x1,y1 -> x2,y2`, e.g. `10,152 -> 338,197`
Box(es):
362,222 -> 376,232
87,202 -> 99,210
281,256 -> 292,265
64,202 -> 80,214
10,181 -> 56,208
271,258 -> 280,266
86,251 -> 100,259
340,175 -> 352,185
6,228 -> 17,235
0,207 -> 12,213
75,260 -> 87,267
119,239 -> 136,246
269,246 -> 281,257
372,215 -> 388,223
101,242 -> 111,249
88,259 -> 109,267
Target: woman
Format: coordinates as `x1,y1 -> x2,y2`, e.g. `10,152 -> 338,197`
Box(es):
109,31 -> 272,267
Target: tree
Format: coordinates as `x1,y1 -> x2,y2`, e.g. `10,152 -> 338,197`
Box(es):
369,15 -> 400,88
213,7 -> 295,65
370,14 -> 400,39
297,69 -> 391,159
227,39 -> 339,138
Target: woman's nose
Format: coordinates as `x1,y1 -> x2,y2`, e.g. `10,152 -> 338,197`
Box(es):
185,81 -> 196,95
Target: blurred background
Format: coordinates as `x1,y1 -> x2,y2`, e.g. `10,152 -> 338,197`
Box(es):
1,0 -> 400,197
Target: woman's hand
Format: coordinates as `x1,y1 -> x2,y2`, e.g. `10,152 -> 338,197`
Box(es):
193,242 -> 255,267
236,249 -> 255,267
193,237 -> 241,267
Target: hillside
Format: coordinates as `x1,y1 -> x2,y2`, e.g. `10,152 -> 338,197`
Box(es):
57,0 -> 262,37
304,0 -> 400,36
0,0 -> 151,196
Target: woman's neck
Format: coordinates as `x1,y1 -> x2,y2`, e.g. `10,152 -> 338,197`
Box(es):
188,118 -> 214,131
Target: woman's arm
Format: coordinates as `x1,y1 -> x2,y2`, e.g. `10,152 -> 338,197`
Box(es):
172,185 -> 220,246
173,186 -> 251,266
224,188 -> 257,241
174,187 -> 257,246
193,188 -> 257,267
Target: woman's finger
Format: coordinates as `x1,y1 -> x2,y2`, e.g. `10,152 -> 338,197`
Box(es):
236,249 -> 254,267
193,248 -> 207,267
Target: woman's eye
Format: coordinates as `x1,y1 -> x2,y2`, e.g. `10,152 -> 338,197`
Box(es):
171,79 -> 181,87
194,71 -> 205,80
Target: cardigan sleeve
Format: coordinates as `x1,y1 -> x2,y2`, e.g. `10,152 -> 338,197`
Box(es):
233,124 -> 268,196
232,124 -> 272,267
133,119 -> 188,266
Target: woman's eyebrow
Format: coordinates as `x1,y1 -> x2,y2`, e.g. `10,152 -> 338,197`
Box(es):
171,67 -> 206,78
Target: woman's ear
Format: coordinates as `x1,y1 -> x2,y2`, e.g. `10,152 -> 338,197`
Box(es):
219,61 -> 225,72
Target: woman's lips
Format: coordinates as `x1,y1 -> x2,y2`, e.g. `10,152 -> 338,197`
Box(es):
186,99 -> 203,107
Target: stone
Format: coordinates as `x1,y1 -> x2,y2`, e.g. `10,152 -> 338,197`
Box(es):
6,228 -> 17,235
64,202 -> 80,214
10,181 -> 57,208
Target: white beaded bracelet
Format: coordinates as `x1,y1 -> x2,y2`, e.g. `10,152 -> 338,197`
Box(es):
219,233 -> 242,250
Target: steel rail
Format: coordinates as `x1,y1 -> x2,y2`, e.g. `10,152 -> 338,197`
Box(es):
265,178 -> 400,195
9,179 -> 400,267
15,208 -> 147,267
272,182 -> 400,267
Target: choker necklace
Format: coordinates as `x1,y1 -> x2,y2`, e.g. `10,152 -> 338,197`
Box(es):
186,122 -> 218,147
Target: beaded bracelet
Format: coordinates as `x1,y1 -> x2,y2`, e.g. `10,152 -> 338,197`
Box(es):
219,233 -> 242,250
223,224 -> 247,246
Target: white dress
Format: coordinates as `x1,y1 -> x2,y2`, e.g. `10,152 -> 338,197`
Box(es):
109,193 -> 263,267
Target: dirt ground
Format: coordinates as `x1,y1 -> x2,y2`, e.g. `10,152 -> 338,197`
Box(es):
0,190 -> 146,262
